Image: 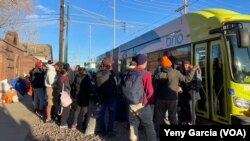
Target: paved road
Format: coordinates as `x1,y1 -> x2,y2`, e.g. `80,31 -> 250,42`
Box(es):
0,95 -> 39,141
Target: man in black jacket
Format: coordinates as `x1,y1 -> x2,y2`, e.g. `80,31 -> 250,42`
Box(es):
72,67 -> 93,129
95,57 -> 118,137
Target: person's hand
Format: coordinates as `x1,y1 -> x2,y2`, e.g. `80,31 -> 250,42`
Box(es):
178,86 -> 183,93
192,65 -> 199,71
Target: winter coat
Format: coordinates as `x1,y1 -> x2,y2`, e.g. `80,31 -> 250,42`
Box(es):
30,67 -> 45,88
73,73 -> 93,106
96,70 -> 118,100
155,67 -> 195,100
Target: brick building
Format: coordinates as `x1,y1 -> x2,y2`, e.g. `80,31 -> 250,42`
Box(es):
0,31 -> 52,80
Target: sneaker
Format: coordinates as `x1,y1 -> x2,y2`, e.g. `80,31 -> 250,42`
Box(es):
45,119 -> 54,124
35,111 -> 43,118
59,125 -> 68,129
71,124 -> 77,129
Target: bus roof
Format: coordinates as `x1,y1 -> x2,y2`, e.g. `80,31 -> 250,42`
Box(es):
97,8 -> 250,60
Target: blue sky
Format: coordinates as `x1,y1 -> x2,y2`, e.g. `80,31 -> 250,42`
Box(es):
30,0 -> 250,66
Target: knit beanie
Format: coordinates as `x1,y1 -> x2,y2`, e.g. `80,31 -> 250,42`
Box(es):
134,54 -> 147,65
161,56 -> 172,67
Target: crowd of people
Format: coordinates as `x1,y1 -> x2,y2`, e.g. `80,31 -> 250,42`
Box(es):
27,54 -> 200,141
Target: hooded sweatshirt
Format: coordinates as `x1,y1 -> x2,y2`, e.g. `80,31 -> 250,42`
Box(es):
45,64 -> 57,87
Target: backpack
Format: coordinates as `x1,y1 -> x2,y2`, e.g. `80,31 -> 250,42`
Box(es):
121,70 -> 145,104
96,70 -> 117,97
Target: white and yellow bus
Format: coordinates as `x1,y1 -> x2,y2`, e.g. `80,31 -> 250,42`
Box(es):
97,8 -> 250,124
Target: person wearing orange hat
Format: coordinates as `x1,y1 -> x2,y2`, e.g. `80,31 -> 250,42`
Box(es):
154,55 -> 198,136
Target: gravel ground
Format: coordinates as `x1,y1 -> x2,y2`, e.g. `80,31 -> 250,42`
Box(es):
25,119 -> 147,141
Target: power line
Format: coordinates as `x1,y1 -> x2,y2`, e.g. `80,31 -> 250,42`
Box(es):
70,20 -> 135,29
70,4 -> 107,20
69,3 -> 135,28
175,0 -> 188,14
135,0 -> 182,6
116,10 -> 178,47
132,0 -> 182,9
117,4 -> 172,16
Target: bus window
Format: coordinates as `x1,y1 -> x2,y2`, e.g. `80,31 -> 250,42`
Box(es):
194,44 -> 208,115
211,44 -> 225,116
226,22 -> 250,83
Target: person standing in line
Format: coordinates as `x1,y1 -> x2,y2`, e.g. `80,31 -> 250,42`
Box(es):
44,60 -> 57,123
179,60 -> 201,124
52,62 -> 64,122
154,56 -> 198,135
124,54 -> 157,141
56,68 -> 71,128
30,61 -> 46,117
95,57 -> 118,137
116,57 -> 137,125
63,63 -> 75,87
74,65 -> 80,73
71,67 -> 93,129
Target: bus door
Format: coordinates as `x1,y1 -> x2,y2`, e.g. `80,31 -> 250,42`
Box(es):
194,43 -> 209,119
210,40 -> 228,123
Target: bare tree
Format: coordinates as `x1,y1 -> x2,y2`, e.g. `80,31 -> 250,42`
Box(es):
0,0 -> 32,30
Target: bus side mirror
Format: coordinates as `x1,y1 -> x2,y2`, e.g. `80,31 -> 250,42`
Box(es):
237,28 -> 250,48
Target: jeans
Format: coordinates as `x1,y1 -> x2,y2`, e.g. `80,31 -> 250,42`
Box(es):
129,104 -> 157,141
154,99 -> 178,136
33,88 -> 45,110
98,98 -> 117,133
73,105 -> 88,125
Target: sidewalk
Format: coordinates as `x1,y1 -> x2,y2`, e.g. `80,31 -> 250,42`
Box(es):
0,95 -> 39,141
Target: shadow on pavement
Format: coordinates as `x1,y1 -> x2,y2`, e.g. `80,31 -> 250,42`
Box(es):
0,95 -> 44,141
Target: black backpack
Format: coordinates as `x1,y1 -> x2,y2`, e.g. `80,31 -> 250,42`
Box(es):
121,70 -> 145,104
96,70 -> 116,97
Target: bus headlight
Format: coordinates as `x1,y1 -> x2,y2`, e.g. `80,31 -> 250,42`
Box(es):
233,97 -> 250,109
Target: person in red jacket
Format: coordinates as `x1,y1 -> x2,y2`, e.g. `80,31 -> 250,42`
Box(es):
127,54 -> 157,141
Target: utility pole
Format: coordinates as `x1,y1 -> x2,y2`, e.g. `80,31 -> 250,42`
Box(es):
89,25 -> 92,62
175,0 -> 188,15
64,2 -> 69,63
59,0 -> 64,62
184,0 -> 187,14
113,0 -> 116,58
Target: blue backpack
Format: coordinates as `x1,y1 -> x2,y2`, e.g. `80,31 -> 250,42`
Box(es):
121,70 -> 145,104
